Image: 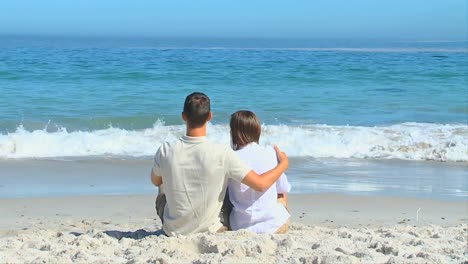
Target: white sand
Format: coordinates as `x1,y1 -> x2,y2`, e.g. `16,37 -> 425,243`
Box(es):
0,194 -> 467,263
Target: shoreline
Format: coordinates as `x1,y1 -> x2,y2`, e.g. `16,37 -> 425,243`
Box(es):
1,158 -> 467,200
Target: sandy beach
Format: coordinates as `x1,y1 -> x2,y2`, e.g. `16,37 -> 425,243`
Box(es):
0,159 -> 467,263
0,194 -> 466,263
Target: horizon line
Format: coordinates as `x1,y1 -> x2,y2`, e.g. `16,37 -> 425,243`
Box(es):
0,33 -> 467,43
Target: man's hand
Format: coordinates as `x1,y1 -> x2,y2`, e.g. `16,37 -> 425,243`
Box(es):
274,145 -> 288,169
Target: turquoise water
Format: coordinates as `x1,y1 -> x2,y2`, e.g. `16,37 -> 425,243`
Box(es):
0,37 -> 467,200
0,37 -> 467,161
1,37 -> 467,130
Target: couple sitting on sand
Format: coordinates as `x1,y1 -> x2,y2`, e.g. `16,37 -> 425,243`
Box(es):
150,92 -> 291,236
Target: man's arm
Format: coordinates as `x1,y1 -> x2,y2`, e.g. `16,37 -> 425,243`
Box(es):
151,145 -> 164,187
241,145 -> 288,192
151,169 -> 163,187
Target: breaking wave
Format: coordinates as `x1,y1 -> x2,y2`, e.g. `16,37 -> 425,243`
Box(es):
0,122 -> 466,162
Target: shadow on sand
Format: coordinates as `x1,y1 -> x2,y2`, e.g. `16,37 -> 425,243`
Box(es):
70,229 -> 166,240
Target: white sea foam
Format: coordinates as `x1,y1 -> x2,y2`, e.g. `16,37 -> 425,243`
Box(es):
0,122 -> 466,162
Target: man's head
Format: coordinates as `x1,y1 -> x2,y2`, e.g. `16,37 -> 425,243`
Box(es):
182,92 -> 211,128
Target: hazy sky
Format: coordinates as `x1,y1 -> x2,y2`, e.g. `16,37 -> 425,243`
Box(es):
0,0 -> 466,40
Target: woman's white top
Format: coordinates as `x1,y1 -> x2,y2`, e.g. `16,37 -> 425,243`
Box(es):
228,143 -> 291,234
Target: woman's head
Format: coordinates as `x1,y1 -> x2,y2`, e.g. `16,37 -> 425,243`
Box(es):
230,110 -> 261,150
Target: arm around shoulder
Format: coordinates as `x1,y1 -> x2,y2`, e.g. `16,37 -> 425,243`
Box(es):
241,145 -> 288,192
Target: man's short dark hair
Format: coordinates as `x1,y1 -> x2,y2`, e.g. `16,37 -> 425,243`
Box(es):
183,92 -> 211,128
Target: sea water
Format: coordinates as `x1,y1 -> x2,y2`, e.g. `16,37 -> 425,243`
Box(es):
0,36 -> 467,199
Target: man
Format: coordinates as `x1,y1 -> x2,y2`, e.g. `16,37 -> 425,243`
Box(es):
151,92 -> 288,236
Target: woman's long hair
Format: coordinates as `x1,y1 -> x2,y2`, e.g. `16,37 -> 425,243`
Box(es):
230,110 -> 261,150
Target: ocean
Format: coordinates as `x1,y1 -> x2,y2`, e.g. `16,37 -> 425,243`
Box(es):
0,36 -> 467,199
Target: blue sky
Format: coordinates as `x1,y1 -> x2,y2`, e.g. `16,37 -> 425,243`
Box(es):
0,0 -> 466,40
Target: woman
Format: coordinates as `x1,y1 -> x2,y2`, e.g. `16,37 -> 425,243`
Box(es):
228,110 -> 291,234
